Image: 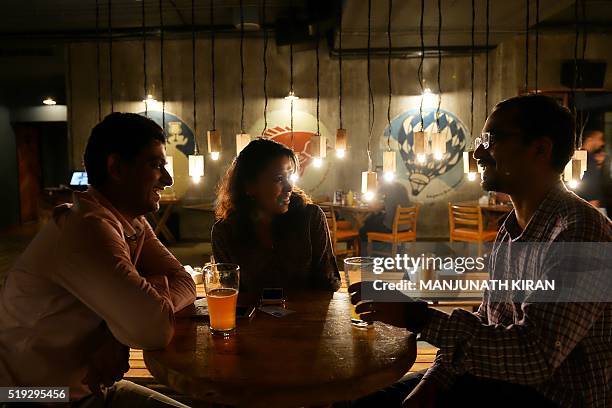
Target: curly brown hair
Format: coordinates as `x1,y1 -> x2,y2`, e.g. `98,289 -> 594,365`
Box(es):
215,138 -> 312,221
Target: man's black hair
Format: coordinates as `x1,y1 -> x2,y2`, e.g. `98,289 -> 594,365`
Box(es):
83,112 -> 166,188
494,94 -> 575,173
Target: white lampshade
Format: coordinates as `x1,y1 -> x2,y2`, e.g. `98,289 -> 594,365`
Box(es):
188,154 -> 204,181
430,132 -> 446,160
361,171 -> 377,195
236,133 -> 251,155
335,128 -> 347,158
207,130 -> 222,161
310,134 -> 327,159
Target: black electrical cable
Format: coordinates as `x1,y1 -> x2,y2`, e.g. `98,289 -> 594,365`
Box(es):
387,0 -> 392,150
572,0 -> 579,148
289,0 -> 294,147
95,0 -> 101,121
535,0 -> 539,92
142,0 -> 148,116
108,0 -> 114,113
437,0 -> 442,129
366,0 -> 373,168
418,0 -> 425,132
316,21 -> 320,136
470,0 -> 475,138
262,0 -> 268,136
239,0 -> 245,133
338,0 -> 343,130
210,0 -> 216,130
525,0 -> 529,92
159,0 -> 165,129
192,0 -> 198,152
485,0 -> 489,116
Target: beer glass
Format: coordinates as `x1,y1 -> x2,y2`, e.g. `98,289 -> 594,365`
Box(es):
343,257 -> 374,328
203,263 -> 240,336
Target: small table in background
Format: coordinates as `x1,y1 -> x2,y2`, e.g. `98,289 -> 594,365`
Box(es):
146,196 -> 180,244
319,202 -> 382,229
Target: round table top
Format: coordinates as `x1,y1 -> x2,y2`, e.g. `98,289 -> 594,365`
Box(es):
144,291 -> 417,407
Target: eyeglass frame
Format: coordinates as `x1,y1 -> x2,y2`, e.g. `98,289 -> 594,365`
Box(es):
474,132 -> 496,150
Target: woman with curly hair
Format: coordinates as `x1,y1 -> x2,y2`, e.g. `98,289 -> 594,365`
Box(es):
211,138 -> 340,293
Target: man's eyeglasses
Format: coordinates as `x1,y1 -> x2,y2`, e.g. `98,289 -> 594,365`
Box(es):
474,132 -> 496,150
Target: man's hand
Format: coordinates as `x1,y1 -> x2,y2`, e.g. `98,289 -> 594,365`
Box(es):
402,379 -> 439,408
348,281 -> 430,332
82,324 -> 130,394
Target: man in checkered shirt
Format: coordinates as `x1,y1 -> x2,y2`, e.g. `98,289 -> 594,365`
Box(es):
350,94 -> 611,407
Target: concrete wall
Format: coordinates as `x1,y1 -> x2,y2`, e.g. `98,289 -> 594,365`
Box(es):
67,31 -> 612,239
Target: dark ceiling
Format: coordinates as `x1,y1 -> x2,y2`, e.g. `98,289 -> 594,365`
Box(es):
1,0 -> 611,107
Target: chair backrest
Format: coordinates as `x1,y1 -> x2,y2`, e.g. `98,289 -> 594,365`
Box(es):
319,204 -> 337,240
392,206 -> 419,234
448,204 -> 484,234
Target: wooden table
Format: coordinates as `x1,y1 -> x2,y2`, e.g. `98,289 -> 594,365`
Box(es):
144,291 -> 417,407
146,197 -> 180,244
319,202 -> 382,229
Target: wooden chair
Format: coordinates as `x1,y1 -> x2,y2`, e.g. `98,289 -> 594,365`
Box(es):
448,203 -> 497,256
367,206 -> 419,256
320,204 -> 360,258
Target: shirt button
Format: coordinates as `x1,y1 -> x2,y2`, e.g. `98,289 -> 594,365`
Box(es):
555,340 -> 562,349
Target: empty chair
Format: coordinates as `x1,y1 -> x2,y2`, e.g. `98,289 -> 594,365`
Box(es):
448,203 -> 497,256
320,204 -> 360,259
367,205 -> 418,256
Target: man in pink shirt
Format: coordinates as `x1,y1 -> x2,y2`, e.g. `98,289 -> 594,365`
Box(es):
0,113 -> 196,406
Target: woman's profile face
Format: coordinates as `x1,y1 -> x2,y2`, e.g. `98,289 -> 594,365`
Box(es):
247,155 -> 294,216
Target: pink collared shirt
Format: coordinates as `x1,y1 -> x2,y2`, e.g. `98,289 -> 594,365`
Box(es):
0,189 -> 196,399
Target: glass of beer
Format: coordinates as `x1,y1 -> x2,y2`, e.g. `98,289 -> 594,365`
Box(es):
203,263 -> 240,336
344,257 -> 375,328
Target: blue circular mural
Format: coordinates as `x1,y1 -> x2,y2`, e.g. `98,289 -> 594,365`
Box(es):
383,108 -> 468,196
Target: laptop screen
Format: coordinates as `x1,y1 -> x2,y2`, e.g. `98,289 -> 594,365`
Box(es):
69,171 -> 89,186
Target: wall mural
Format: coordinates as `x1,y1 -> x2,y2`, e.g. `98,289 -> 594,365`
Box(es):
382,108 -> 468,200
140,111 -> 193,198
249,109 -> 332,196
139,109 -> 332,198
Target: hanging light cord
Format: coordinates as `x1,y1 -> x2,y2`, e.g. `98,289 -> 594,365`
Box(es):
524,0 -> 530,91
316,22 -> 320,136
142,0 -> 148,116
108,0 -> 114,113
572,0 -> 579,148
436,0 -> 442,129
239,0 -> 245,133
338,0 -> 343,130
261,0 -> 268,136
484,0 -> 489,116
95,0 -> 102,121
386,0 -> 392,150
289,0 -> 295,147
366,0 -> 373,170
191,0 -> 198,153
535,0 -> 539,92
579,0 -> 588,146
210,0 -> 216,130
159,0 -> 165,129
418,0 -> 425,132
470,0 -> 475,139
